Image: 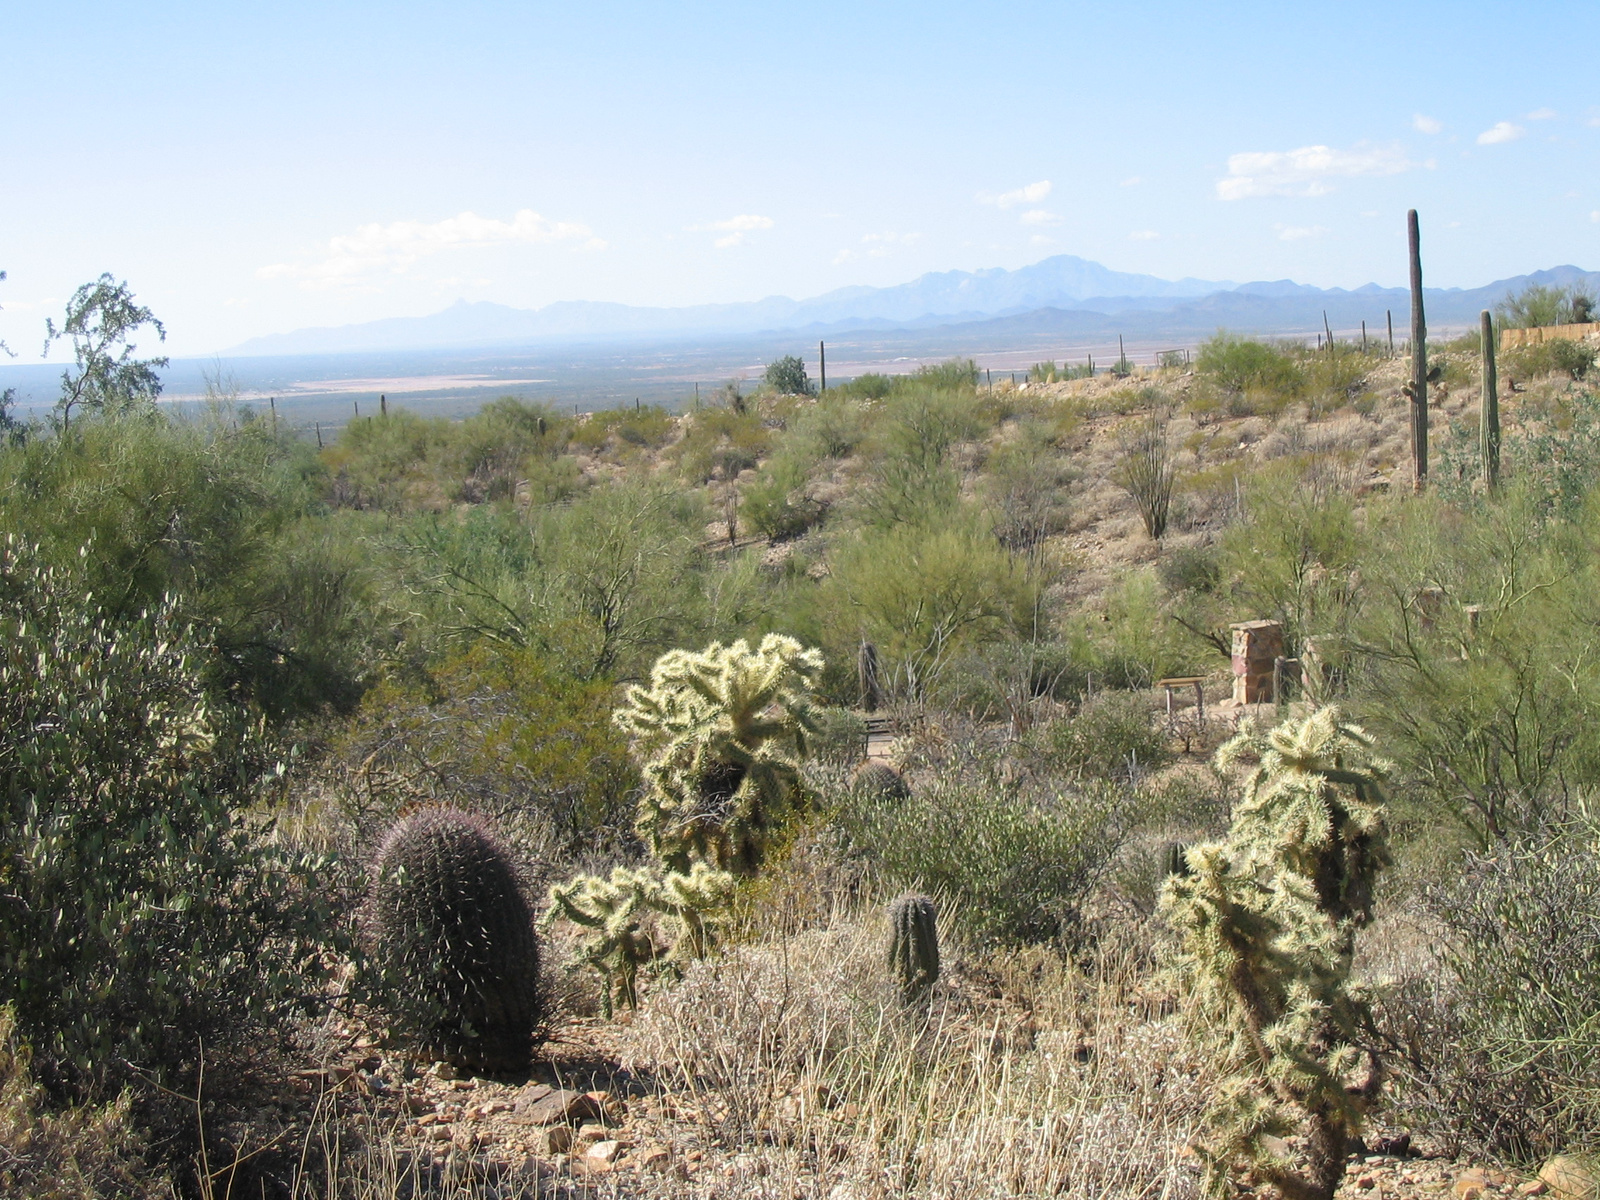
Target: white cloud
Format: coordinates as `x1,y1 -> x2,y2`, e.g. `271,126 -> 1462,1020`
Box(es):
259,209 -> 602,287
978,180 -> 1051,209
1591,211 -> 1600,223
1477,121 -> 1525,145
1120,176 -> 1143,187
686,213 -> 776,249
1527,107 -> 1558,120
1029,235 -> 1056,247
1216,142 -> 1414,200
1020,209 -> 1062,226
1412,114 -> 1443,134
1276,224 -> 1330,241
835,230 -> 920,264
1128,229 -> 1160,241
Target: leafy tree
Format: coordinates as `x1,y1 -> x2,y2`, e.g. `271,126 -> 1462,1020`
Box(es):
1496,282 -> 1597,329
43,274 -> 168,425
764,354 -> 813,396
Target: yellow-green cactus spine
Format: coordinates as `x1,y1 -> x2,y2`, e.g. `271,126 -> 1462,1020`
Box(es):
1160,707 -> 1391,1200
613,634 -> 824,874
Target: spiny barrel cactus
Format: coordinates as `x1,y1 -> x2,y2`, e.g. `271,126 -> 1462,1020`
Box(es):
887,893 -> 940,1008
1160,707 -> 1391,1200
852,759 -> 911,801
613,634 -> 824,874
546,863 -> 734,1015
369,808 -> 541,1071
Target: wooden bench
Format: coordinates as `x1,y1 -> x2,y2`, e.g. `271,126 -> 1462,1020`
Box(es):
1156,676 -> 1207,724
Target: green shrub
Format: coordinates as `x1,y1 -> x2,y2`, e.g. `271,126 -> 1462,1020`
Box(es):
1195,332 -> 1304,398
1504,337 -> 1597,382
1037,690 -> 1171,779
335,644 -> 640,847
742,449 -> 829,542
1394,818 -> 1600,1160
1496,282 -> 1597,329
764,355 -> 814,396
839,759 -> 1132,945
673,406 -> 771,482
0,539 -> 342,1097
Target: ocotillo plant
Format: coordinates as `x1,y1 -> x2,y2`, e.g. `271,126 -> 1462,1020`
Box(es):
369,808 -> 542,1071
613,634 -> 824,874
1481,309 -> 1500,490
887,893 -> 940,1008
1160,708 -> 1391,1200
1406,209 -> 1429,490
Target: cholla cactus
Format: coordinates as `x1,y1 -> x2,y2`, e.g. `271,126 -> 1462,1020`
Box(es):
546,862 -> 735,1014
614,634 -> 824,873
1160,707 -> 1391,1200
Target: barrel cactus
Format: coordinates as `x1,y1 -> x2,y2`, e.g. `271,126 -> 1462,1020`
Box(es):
369,808 -> 542,1071
1159,840 -> 1191,881
887,893 -> 940,1008
852,759 -> 911,801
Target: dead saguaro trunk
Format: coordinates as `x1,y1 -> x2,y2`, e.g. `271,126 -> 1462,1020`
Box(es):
858,641 -> 884,710
1406,210 -> 1428,491
1480,309 -> 1500,491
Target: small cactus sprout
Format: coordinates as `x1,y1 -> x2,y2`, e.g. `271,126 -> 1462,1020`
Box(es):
1160,840 -> 1191,880
852,759 -> 911,801
887,893 -> 940,1007
370,808 -> 541,1072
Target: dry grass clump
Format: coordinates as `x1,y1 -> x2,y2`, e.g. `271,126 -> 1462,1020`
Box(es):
0,1008 -> 162,1200
624,908 -> 1209,1198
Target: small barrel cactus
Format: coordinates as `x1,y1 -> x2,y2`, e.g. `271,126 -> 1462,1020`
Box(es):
852,759 -> 911,801
887,893 -> 940,1007
370,808 -> 542,1071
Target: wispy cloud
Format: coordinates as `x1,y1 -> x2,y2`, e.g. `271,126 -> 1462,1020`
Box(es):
1216,142 -> 1414,200
1477,121 -> 1524,145
1128,230 -> 1159,241
833,230 -> 921,264
687,213 -> 776,249
1275,223 -> 1330,241
1412,114 -> 1442,134
978,180 -> 1051,209
1591,211 -> 1600,224
259,209 -> 602,288
1527,107 -> 1557,120
1120,176 -> 1143,187
1020,209 -> 1062,226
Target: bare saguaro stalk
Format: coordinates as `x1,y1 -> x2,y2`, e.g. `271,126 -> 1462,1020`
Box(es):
1407,210 -> 1428,491
1480,309 -> 1500,491
819,340 -> 826,393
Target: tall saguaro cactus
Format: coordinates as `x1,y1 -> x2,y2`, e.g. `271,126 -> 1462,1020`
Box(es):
1480,309 -> 1500,491
1407,210 -> 1428,491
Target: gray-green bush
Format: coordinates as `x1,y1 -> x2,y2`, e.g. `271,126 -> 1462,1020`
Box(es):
0,538 -> 342,1098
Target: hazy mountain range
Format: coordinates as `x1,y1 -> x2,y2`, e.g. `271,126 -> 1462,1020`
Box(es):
230,255 -> 1600,358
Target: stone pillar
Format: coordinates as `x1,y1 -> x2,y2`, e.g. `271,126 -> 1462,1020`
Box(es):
1231,620 -> 1284,704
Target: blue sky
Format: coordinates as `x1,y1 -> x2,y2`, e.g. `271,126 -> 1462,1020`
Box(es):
4,0 -> 1599,356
